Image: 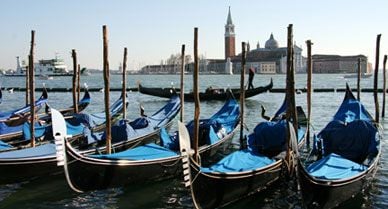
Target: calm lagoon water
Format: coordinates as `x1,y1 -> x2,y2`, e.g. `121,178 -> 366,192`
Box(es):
0,73 -> 386,209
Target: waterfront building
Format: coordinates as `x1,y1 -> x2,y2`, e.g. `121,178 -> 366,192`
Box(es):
312,54 -> 371,73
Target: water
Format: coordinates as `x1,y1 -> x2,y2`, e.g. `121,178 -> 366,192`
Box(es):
0,74 -> 386,209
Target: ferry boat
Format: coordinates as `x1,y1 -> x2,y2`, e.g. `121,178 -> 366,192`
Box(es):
3,56 -> 72,77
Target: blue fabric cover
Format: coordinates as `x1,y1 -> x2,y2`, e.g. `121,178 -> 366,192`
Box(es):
87,96 -> 181,145
160,128 -> 179,151
90,143 -> 178,160
22,120 -> 86,141
129,117 -> 149,129
248,120 -> 287,156
318,119 -> 378,163
0,143 -> 55,159
186,98 -> 239,145
272,98 -> 287,120
0,96 -> 47,136
333,97 -> 372,123
307,153 -> 367,180
200,150 -> 275,173
0,140 -> 12,150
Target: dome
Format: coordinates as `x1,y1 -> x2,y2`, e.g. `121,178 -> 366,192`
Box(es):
265,33 -> 279,49
256,41 -> 260,49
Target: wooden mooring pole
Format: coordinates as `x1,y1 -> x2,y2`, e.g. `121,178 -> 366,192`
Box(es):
103,25 -> 112,154
285,24 -> 297,168
29,30 -> 35,147
382,55 -> 387,118
239,42 -> 246,149
193,27 -> 200,163
122,47 -> 128,120
77,64 -> 81,104
180,44 -> 185,122
357,58 -> 361,101
71,49 -> 78,113
374,34 -> 381,123
306,40 -> 313,147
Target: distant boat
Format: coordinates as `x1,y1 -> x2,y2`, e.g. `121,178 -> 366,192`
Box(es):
343,73 -> 372,79
138,78 -> 273,101
3,56 -> 72,77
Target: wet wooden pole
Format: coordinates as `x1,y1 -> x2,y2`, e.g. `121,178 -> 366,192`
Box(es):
193,28 -> 200,162
122,47 -> 127,120
382,55 -> 387,117
77,64 -> 81,104
25,57 -> 30,105
28,30 -> 35,147
180,44 -> 185,122
374,34 -> 381,123
286,24 -> 297,167
357,58 -> 361,101
286,24 -> 298,132
103,25 -> 112,154
71,49 -> 78,113
306,40 -> 313,147
239,42 -> 246,149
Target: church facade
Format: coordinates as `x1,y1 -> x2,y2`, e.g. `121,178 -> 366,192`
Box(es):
205,7 -> 306,74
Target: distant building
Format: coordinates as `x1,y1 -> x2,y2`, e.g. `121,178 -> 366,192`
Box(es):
206,8 -> 306,74
312,55 -> 370,73
140,7 -> 307,74
139,64 -> 179,74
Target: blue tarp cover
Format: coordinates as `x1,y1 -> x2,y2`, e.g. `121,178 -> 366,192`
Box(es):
87,96 -> 180,145
307,153 -> 367,180
319,120 -> 378,163
0,143 -> 55,159
333,98 -> 372,123
0,140 -> 12,150
248,120 -> 287,155
90,143 -> 178,160
200,150 -> 275,173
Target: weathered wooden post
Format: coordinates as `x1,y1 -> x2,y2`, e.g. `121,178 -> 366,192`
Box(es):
357,58 -> 361,101
286,24 -> 297,168
71,49 -> 78,113
180,44 -> 185,122
374,34 -> 381,123
29,30 -> 35,147
122,47 -> 128,120
193,27 -> 200,163
77,64 -> 81,104
239,42 -> 246,149
103,25 -> 112,154
382,55 -> 387,117
25,57 -> 30,105
306,40 -> 313,147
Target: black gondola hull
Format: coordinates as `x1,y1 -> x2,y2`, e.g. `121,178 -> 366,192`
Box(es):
298,159 -> 378,209
63,130 -> 236,191
189,159 -> 283,209
138,79 -> 273,101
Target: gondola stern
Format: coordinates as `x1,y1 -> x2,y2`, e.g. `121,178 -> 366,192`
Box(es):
178,121 -> 194,188
51,107 -> 84,193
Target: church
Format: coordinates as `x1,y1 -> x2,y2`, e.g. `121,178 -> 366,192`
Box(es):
140,7 -> 306,74
204,7 -> 307,74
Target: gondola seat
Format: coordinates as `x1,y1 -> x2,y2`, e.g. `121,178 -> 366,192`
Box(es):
200,150 -> 275,173
306,153 -> 367,180
90,143 -> 178,160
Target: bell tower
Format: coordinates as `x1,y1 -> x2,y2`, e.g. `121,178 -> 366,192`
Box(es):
224,7 -> 235,60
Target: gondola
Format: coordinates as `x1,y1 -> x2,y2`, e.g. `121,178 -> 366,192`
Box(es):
179,98 -> 307,209
297,85 -> 381,209
53,97 -> 239,192
138,78 -> 273,101
0,94 -> 125,184
0,88 -> 91,143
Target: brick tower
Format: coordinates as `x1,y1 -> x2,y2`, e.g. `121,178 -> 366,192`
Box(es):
224,7 -> 235,60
